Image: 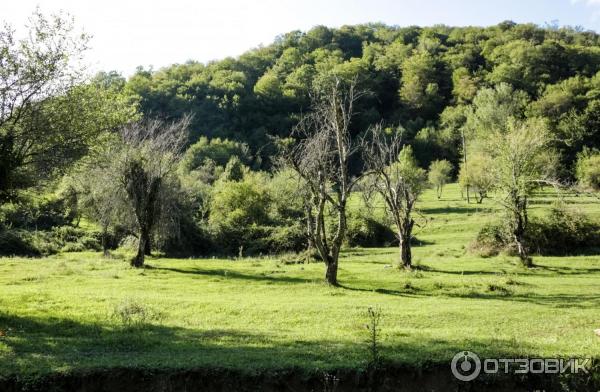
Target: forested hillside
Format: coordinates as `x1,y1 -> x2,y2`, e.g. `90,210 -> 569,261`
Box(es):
123,22 -> 600,170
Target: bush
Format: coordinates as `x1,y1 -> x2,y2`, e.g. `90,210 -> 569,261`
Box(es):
118,235 -> 139,251
209,172 -> 272,255
162,216 -> 214,256
210,224 -> 271,256
0,230 -> 41,256
470,222 -> 507,257
180,136 -> 250,172
526,207 -> 600,255
576,149 -> 600,191
471,206 -> 600,257
264,223 -> 307,254
0,195 -> 74,230
344,211 -> 396,247
0,226 -> 102,257
112,298 -> 162,329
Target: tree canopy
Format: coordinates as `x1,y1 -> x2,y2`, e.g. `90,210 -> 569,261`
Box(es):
122,22 -> 600,173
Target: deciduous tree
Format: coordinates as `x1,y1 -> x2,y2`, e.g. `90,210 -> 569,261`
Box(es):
117,116 -> 190,267
362,125 -> 427,269
428,159 -> 453,199
285,78 -> 365,285
481,118 -> 557,267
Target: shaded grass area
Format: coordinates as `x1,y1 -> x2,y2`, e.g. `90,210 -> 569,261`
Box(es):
0,184 -> 599,378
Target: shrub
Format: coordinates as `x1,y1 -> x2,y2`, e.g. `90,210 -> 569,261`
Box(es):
469,222 -> 507,257
180,136 -> 250,172
0,195 -> 74,230
209,173 -> 272,254
471,205 -> 600,257
118,235 -> 139,251
210,224 -> 271,256
112,299 -> 162,329
526,207 -> 600,255
0,226 -> 102,257
162,216 -> 214,256
219,156 -> 247,182
210,173 -> 270,229
576,148 -> 600,191
344,211 -> 396,247
264,223 -> 307,254
0,230 -> 41,256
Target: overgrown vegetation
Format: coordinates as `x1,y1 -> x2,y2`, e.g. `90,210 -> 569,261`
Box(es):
472,204 -> 600,257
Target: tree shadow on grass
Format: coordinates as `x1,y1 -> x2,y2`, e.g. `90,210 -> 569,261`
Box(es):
145,265 -> 315,285
420,206 -> 493,215
533,264 -> 600,275
0,311 -> 551,379
438,291 -> 600,310
336,283 -> 415,297
422,261 -> 600,277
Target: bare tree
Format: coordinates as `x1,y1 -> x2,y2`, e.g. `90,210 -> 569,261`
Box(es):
285,78 -> 365,285
362,124 -> 427,269
117,116 -> 190,267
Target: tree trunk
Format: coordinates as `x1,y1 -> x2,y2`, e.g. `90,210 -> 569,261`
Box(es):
131,229 -> 147,268
306,237 -> 314,264
325,256 -> 338,286
514,221 -> 532,267
515,237 -> 531,267
399,234 -> 412,269
436,186 -> 442,199
305,204 -> 314,264
476,192 -> 484,204
397,218 -> 414,269
143,231 -> 152,256
101,228 -> 110,257
513,196 -> 532,267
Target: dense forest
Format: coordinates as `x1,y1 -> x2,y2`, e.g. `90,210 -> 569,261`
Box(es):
123,22 -> 600,171
2,15 -> 600,284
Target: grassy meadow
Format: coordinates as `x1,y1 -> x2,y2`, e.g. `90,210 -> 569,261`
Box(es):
1,183 -> 599,377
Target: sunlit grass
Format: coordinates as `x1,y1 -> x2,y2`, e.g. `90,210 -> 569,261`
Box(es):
0,183 -> 599,376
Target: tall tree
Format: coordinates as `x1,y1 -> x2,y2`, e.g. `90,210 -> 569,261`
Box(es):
0,10 -> 134,202
286,78 -> 364,285
362,125 -> 427,269
117,117 -> 190,267
481,118 -> 557,266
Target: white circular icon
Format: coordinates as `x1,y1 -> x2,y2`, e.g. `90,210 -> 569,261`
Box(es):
451,351 -> 481,381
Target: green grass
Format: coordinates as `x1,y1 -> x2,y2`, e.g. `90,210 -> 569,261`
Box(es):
1,184 -> 599,377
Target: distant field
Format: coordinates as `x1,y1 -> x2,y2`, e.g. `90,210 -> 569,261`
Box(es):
1,184 -> 599,377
